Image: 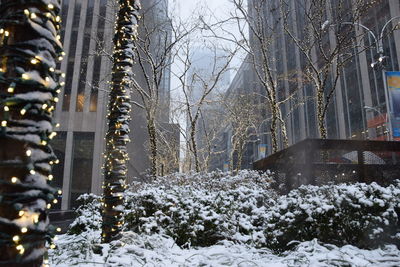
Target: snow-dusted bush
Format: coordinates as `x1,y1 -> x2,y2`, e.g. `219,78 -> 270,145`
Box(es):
124,170 -> 276,247
265,181 -> 400,252
68,194 -> 102,235
66,171 -> 400,253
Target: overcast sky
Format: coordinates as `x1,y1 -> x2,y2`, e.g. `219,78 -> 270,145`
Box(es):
170,0 -> 231,19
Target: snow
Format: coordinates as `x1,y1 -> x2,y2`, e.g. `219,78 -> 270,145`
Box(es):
49,171 -> 400,266
50,230 -> 400,267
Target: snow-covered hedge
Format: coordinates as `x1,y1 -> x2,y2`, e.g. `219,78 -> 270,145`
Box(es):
265,182 -> 400,252
67,171 -> 400,252
124,170 -> 275,247
68,193 -> 102,235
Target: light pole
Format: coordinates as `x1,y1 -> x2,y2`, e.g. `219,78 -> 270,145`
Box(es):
341,17 -> 400,141
363,105 -> 390,140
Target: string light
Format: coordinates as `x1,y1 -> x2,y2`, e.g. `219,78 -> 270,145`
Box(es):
0,0 -> 64,263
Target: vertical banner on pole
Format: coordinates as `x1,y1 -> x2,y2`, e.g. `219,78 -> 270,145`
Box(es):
223,162 -> 230,172
386,71 -> 400,138
258,144 -> 267,159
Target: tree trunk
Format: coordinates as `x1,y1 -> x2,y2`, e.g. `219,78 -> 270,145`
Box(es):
270,105 -> 279,153
147,117 -> 157,177
190,122 -> 200,172
102,0 -> 141,243
278,108 -> 289,149
317,89 -> 327,139
236,142 -> 244,172
0,0 -> 62,265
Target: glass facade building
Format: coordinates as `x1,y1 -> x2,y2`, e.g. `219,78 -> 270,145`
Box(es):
249,0 -> 400,157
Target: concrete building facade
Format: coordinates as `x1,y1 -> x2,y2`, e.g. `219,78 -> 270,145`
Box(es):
53,0 -> 172,210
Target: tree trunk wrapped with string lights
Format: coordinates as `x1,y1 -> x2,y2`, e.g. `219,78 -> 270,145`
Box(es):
0,0 -> 63,266
102,0 -> 141,243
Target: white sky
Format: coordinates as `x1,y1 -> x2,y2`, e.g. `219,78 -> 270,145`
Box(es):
170,0 -> 231,20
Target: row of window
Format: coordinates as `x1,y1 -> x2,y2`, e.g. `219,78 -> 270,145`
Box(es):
51,132 -> 95,209
60,0 -> 110,113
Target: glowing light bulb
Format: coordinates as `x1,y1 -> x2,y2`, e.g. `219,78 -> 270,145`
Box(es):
20,109 -> 26,115
11,177 -> 18,183
26,150 -> 32,156
31,59 -> 38,64
22,73 -> 29,80
4,106 -> 9,111
16,244 -> 24,254
48,175 -> 54,181
30,13 -> 37,19
48,4 -> 54,9
21,227 -> 28,233
12,235 -> 19,242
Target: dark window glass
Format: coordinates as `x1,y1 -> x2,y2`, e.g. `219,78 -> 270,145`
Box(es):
63,2 -> 81,111
76,0 -> 95,112
90,0 -> 108,112
50,131 -> 67,210
70,132 -> 94,209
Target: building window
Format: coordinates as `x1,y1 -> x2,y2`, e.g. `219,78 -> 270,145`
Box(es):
76,0 -> 95,112
50,131 -> 67,210
89,0 -> 108,112
62,2 -> 81,111
69,132 -> 95,209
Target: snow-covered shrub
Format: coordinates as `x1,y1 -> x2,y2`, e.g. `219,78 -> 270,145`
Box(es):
265,181 -> 400,252
124,170 -> 276,247
68,194 -> 102,235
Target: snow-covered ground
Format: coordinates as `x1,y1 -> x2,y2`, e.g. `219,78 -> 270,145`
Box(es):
50,230 -> 400,266
49,171 -> 400,266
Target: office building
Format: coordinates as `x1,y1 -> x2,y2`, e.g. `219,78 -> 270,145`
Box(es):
248,0 -> 400,157
53,0 -> 172,210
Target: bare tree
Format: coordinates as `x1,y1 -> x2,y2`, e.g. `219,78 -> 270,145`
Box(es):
279,0 -> 379,138
131,2 -> 198,177
222,92 -> 262,171
203,0 -> 295,153
174,39 -> 238,172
